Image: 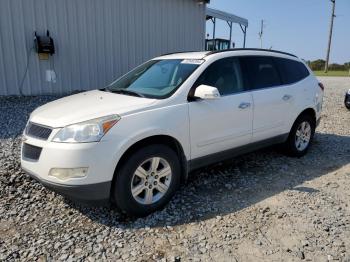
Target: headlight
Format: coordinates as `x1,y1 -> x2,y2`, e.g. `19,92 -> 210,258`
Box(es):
52,115 -> 120,143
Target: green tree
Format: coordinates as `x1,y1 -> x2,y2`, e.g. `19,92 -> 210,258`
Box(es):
309,59 -> 326,71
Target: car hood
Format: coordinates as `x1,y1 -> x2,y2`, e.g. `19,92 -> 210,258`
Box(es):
30,90 -> 157,128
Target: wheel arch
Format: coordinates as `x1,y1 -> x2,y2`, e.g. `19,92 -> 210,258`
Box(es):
111,135 -> 188,194
284,107 -> 317,157
295,108 -> 317,125
287,107 -> 317,140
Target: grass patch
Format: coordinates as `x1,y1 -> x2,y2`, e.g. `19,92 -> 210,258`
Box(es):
313,70 -> 350,77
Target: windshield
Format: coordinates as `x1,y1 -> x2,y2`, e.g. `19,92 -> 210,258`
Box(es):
106,59 -> 202,99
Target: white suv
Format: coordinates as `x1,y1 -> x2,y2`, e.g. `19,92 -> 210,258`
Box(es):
21,49 -> 324,216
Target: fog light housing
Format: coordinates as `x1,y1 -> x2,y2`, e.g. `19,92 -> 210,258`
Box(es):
49,168 -> 88,181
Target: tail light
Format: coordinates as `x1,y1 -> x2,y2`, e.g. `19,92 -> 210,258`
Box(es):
318,82 -> 325,91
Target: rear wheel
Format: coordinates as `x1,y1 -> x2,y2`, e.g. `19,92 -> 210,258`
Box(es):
112,144 -> 181,217
284,114 -> 315,157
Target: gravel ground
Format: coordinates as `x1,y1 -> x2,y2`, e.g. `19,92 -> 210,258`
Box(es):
0,77 -> 349,261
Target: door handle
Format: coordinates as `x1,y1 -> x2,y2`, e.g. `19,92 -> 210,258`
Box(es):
238,102 -> 251,109
282,94 -> 292,101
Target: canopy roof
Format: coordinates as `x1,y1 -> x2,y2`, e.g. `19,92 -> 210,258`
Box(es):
206,7 -> 248,27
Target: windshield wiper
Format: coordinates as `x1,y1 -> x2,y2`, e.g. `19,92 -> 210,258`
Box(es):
108,89 -> 145,98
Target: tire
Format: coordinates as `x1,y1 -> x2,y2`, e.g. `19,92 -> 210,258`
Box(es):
345,96 -> 350,110
112,144 -> 181,217
284,114 -> 316,157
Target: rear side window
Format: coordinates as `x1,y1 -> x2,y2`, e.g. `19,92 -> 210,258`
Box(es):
240,56 -> 282,90
274,58 -> 310,85
194,57 -> 244,96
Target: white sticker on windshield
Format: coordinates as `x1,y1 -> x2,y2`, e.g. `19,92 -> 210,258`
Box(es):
181,59 -> 204,65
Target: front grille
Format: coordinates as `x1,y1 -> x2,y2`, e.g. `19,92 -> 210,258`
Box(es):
25,122 -> 52,140
22,143 -> 42,161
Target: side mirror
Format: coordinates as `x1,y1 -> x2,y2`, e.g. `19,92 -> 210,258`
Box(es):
194,84 -> 221,100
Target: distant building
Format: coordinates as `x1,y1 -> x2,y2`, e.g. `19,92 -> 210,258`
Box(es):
0,0 -> 248,96
0,0 -> 208,95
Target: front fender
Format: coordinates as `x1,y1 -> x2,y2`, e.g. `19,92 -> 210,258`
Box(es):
101,104 -> 190,180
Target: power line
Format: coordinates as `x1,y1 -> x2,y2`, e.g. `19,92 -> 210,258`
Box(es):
325,0 -> 336,73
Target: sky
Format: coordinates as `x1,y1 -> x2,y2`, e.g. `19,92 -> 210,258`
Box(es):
207,0 -> 350,64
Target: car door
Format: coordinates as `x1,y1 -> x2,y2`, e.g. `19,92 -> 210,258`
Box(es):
240,56 -> 295,143
188,57 -> 253,160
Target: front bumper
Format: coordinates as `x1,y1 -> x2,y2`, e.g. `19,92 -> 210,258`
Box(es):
20,129 -> 118,205
24,169 -> 111,205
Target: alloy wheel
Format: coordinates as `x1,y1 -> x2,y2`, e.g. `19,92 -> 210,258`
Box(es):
295,121 -> 312,151
130,157 -> 172,205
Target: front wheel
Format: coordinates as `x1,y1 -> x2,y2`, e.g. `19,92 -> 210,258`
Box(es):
112,144 -> 181,217
284,114 -> 315,157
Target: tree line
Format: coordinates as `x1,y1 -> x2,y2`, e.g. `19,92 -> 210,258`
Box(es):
306,59 -> 350,71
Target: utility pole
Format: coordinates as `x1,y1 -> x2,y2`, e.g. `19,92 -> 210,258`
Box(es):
325,0 -> 336,73
258,20 -> 264,49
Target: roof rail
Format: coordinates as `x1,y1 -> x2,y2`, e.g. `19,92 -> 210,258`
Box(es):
205,48 -> 297,58
160,50 -> 202,56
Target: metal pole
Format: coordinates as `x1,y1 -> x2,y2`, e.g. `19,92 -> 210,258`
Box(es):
229,22 -> 232,45
259,20 -> 264,49
212,17 -> 216,39
325,0 -> 336,73
243,26 -> 247,48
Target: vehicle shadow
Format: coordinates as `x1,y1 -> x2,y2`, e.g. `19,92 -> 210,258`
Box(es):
70,132 -> 350,228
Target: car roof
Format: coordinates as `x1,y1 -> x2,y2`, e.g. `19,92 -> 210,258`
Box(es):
155,49 -> 299,61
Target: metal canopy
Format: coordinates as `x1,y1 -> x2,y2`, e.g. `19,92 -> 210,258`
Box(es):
206,7 -> 248,48
206,8 -> 248,27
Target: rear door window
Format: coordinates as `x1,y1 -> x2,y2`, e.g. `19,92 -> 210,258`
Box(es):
240,56 -> 282,90
274,58 -> 310,85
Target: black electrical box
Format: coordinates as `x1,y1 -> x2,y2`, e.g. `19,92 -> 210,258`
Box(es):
34,30 -> 55,55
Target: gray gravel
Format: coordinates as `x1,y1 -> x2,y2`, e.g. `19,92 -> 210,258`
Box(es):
0,77 -> 349,261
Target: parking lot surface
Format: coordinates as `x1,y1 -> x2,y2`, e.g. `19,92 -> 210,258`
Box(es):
0,77 -> 349,261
